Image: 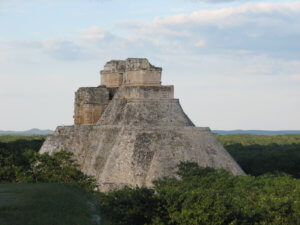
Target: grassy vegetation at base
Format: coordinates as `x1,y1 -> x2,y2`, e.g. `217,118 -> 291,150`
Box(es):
0,183 -> 98,225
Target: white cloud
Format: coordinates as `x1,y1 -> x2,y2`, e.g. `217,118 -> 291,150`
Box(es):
156,2 -> 300,27
80,26 -> 109,40
291,74 -> 300,81
4,2 -> 299,64
162,2 -> 299,32
117,2 -> 300,59
194,40 -> 206,48
41,39 -> 86,60
1,1 -> 300,130
10,39 -> 88,61
4,2 -> 300,65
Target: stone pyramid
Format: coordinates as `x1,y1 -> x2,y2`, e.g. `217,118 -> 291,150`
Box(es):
40,58 -> 244,191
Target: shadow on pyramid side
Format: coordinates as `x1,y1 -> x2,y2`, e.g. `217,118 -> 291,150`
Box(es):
40,58 -> 244,191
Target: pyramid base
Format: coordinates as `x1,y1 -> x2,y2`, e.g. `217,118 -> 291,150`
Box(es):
40,125 -> 244,191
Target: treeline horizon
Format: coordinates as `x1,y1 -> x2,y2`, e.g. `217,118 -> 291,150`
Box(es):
0,134 -> 299,225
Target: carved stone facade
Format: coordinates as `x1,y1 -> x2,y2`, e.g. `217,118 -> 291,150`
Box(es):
74,87 -> 110,125
75,58 -> 164,125
40,58 -> 244,192
100,60 -> 125,88
100,58 -> 162,87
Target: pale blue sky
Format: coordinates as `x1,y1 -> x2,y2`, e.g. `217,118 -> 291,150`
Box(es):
0,0 -> 299,130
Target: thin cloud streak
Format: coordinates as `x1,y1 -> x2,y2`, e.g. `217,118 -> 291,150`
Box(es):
117,2 -> 300,58
4,2 -> 300,65
1,1 -> 299,130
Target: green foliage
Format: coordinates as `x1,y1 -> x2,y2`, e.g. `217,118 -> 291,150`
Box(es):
0,135 -> 47,143
97,187 -> 159,225
216,134 -> 300,146
0,136 -> 96,191
0,183 -> 98,225
216,134 -> 300,178
1,134 -> 300,225
0,136 -> 45,182
97,162 -> 300,225
18,151 -> 97,192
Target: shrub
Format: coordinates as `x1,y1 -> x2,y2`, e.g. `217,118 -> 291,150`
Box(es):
0,136 -> 96,191
97,187 -> 160,225
97,162 -> 300,225
16,151 -> 97,192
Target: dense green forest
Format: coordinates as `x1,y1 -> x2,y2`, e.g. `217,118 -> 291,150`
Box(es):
1,134 -> 299,180
0,135 -> 95,191
97,163 -> 300,225
216,134 -> 300,178
0,134 -> 299,225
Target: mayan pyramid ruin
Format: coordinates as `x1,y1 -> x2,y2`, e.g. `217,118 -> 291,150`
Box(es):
40,58 -> 244,191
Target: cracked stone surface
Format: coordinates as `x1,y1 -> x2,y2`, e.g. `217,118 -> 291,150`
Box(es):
40,58 -> 244,191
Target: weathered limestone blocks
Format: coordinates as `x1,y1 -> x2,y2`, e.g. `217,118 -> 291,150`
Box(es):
74,87 -> 109,125
100,60 -> 125,88
40,125 -> 244,192
100,58 -> 162,87
40,57 -> 245,191
76,60 -> 167,125
114,86 -> 174,99
97,98 -> 194,127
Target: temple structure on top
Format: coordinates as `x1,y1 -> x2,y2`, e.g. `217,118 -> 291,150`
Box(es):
74,58 -> 172,125
41,58 -> 244,192
101,58 -> 162,87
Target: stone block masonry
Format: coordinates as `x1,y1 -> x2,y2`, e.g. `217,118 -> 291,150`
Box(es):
76,58 -> 164,125
40,58 -> 245,191
74,87 -> 109,125
100,58 -> 162,88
